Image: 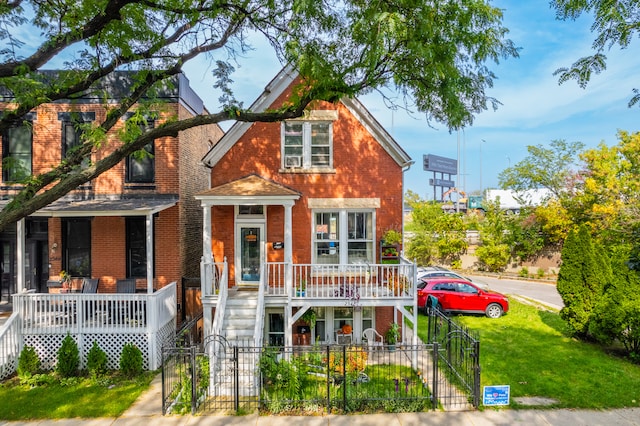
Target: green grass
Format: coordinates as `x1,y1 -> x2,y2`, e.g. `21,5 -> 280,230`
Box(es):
0,371 -> 156,420
418,300 -> 640,409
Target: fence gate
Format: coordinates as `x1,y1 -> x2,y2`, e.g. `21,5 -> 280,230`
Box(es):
161,335 -> 261,415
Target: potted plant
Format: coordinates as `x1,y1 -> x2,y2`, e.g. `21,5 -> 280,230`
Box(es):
59,270 -> 71,292
382,229 -> 402,246
385,322 -> 400,350
300,308 -> 316,330
296,279 -> 306,297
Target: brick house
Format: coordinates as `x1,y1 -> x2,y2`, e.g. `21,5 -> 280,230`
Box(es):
196,66 -> 417,348
0,72 -> 222,318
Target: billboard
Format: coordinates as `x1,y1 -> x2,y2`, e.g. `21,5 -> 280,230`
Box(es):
423,154 -> 457,175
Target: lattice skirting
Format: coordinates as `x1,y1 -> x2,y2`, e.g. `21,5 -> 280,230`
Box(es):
0,354 -> 17,380
23,330 -> 170,371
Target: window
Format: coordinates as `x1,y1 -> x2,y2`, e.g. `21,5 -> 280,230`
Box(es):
2,113 -> 35,182
126,141 -> 154,183
282,121 -> 332,169
125,115 -> 155,183
126,217 -> 150,277
362,306 -> 374,331
314,210 -> 373,264
238,205 -> 264,215
59,112 -> 95,161
267,311 -> 285,346
333,307 -> 354,334
62,219 -> 91,277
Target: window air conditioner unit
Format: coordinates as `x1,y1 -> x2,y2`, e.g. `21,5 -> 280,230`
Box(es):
285,156 -> 302,168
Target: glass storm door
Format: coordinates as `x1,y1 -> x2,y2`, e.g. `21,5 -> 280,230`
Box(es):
238,225 -> 263,285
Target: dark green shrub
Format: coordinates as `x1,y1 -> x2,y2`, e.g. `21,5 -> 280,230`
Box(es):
86,341 -> 108,376
557,225 -> 609,337
17,345 -> 40,378
120,343 -> 143,377
56,334 -> 80,378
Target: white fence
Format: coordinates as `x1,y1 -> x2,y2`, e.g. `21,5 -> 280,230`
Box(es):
0,282 -> 177,378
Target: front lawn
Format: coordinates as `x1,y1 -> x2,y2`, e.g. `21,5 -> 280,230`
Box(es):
418,299 -> 640,409
0,371 -> 156,420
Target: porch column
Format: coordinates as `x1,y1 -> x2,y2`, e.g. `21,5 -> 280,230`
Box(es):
284,202 -> 293,347
146,213 -> 154,293
202,203 -> 212,263
16,218 -> 25,292
202,203 -> 212,337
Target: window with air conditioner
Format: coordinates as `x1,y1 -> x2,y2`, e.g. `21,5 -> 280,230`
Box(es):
282,120 -> 332,170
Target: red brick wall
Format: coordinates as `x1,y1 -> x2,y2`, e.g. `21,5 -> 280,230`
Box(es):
209,91 -> 404,273
1,95 -> 223,295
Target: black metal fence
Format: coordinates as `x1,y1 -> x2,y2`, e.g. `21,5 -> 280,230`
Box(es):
162,311 -> 480,415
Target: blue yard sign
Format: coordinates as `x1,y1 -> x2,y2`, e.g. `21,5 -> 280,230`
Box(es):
483,385 -> 510,406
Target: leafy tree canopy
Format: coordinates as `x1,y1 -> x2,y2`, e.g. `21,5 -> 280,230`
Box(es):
497,139 -> 584,199
0,0 -> 518,231
551,0 -> 640,106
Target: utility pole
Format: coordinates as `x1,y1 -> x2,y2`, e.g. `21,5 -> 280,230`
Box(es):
480,139 -> 485,195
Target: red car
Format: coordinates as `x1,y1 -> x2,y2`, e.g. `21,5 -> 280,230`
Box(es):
418,278 -> 509,318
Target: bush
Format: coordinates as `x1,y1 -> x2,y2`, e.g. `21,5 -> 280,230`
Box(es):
475,242 -> 510,272
557,225 -> 609,337
537,268 -> 546,278
86,341 -> 108,376
120,343 -> 143,377
17,346 -> 40,379
518,267 -> 529,278
56,334 -> 80,378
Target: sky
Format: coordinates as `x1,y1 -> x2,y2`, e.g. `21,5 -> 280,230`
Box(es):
181,1 -> 640,200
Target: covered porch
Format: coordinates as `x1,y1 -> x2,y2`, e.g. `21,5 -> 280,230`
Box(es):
0,282 -> 177,379
200,258 -> 418,347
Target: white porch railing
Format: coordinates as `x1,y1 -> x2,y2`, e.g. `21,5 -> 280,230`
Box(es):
202,259 -> 227,298
253,263 -> 267,348
208,260 -> 228,337
0,313 -> 20,380
265,261 -> 416,300
1,282 -> 177,375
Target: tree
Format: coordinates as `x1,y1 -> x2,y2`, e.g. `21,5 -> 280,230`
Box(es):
433,213 -> 468,265
404,193 -> 467,266
567,131 -> 640,245
405,199 -> 444,266
551,0 -> 640,107
590,255 -> 640,360
0,1 -> 518,231
497,139 -> 584,198
474,200 -> 511,272
557,224 -> 609,338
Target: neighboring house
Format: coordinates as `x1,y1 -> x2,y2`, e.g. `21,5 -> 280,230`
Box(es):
196,66 -> 417,348
0,72 -> 223,318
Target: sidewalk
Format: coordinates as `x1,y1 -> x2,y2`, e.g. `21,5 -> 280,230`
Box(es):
2,374 -> 638,426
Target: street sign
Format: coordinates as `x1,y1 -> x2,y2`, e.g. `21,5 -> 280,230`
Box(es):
423,154 -> 457,174
429,178 -> 455,187
483,385 -> 510,406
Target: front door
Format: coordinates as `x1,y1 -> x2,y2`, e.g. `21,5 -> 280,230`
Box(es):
0,241 -> 14,302
26,240 -> 49,293
236,224 -> 264,287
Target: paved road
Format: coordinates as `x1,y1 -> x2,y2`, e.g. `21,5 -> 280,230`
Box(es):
467,274 -> 564,310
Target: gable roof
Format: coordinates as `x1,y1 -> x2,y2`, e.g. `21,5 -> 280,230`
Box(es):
202,66 -> 413,169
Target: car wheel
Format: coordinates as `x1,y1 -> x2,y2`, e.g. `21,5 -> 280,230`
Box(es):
485,303 -> 503,319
